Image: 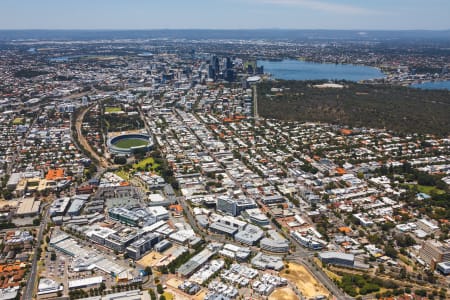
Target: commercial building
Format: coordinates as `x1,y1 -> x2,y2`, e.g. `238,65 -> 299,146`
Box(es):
243,208 -> 270,226
216,196 -> 256,217
436,261 -> 450,275
417,218 -> 440,234
260,230 -> 289,253
251,253 -> 284,271
318,251 -> 355,268
104,233 -> 139,253
49,197 -> 71,217
88,227 -> 116,245
67,198 -> 85,216
108,207 -> 148,227
218,244 -> 251,261
234,224 -> 264,246
83,290 -> 147,300
261,195 -> 285,205
126,233 -> 160,260
68,276 -> 103,289
209,222 -> 238,237
178,248 -> 215,277
15,197 -> 40,217
419,240 -> 450,266
291,231 -> 325,250
154,240 -> 172,252
147,206 -> 169,221
38,278 -> 63,295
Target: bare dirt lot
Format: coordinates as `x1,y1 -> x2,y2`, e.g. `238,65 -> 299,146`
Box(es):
280,262 -> 329,298
136,251 -> 164,267
166,277 -> 206,300
269,287 -> 298,300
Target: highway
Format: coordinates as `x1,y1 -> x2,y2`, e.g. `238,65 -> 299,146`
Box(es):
24,205 -> 50,300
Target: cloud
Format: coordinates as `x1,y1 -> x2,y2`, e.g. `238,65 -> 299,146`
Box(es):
259,0 -> 379,15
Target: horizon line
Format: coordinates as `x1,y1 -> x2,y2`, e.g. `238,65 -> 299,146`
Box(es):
0,28 -> 450,32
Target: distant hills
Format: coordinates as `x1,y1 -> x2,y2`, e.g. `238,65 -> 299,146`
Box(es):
257,81 -> 450,136
0,29 -> 450,42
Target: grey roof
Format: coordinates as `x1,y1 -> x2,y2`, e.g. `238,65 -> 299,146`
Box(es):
319,251 -> 354,261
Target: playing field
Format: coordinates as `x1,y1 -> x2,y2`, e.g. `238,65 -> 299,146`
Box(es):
113,138 -> 148,149
281,263 -> 329,298
105,106 -> 122,113
12,118 -> 25,125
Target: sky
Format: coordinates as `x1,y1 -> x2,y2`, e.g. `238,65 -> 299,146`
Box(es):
0,0 -> 449,30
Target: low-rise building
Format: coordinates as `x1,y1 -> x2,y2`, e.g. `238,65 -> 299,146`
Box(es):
319,251 -> 355,268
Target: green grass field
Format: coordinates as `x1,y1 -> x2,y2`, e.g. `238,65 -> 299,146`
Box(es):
113,138 -> 148,149
133,157 -> 160,172
162,292 -> 174,300
115,170 -> 130,180
12,118 -> 25,125
105,106 -> 123,113
408,184 -> 446,195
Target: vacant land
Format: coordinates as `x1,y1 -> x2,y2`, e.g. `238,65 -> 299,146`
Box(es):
114,138 -> 148,149
258,80 -> 450,135
280,263 -> 329,298
269,287 -> 298,300
136,251 -> 164,267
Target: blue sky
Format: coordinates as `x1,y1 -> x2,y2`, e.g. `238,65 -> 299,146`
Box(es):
1,0 -> 449,30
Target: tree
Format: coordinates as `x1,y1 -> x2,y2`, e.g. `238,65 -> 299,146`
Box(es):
159,296 -> 166,300
99,282 -> 106,292
156,284 -> 164,294
114,156 -> 127,165
50,252 -> 57,261
145,266 -> 152,275
384,244 -> 398,259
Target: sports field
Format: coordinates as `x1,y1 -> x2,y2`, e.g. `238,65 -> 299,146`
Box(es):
13,118 -> 25,125
113,138 -> 148,149
105,106 -> 122,113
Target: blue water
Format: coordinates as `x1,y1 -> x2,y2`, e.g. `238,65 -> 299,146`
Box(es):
258,59 -> 385,81
411,81 -> 450,91
49,56 -> 70,62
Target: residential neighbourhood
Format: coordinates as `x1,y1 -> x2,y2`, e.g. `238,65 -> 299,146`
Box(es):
0,33 -> 449,300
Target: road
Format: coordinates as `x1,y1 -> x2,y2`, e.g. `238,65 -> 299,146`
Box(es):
253,85 -> 259,119
174,108 -> 349,298
74,103 -> 109,169
178,190 -> 349,299
7,114 -> 38,175
24,205 -> 50,300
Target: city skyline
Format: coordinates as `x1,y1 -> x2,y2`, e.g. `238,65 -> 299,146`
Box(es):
1,0 -> 450,31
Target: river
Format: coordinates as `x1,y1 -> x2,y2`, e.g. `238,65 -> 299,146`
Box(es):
258,59 -> 385,81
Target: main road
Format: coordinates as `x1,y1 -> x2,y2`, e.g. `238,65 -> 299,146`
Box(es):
24,204 -> 50,300
177,107 -> 349,298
